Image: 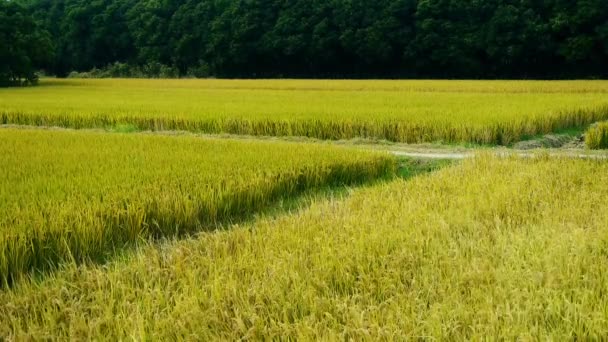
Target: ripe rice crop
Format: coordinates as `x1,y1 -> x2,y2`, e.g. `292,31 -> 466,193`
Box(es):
586,121 -> 608,149
2,155 -> 607,339
0,128 -> 394,284
1,79 -> 608,144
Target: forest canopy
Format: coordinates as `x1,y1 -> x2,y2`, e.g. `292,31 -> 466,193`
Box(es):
11,0 -> 608,79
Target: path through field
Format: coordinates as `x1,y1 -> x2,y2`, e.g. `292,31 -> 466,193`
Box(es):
3,124 -> 608,160
389,150 -> 608,160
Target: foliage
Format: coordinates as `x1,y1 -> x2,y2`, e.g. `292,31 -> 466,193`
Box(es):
1,79 -> 608,145
0,1 -> 52,86
0,128 -> 394,285
586,121 -> 608,149
14,0 -> 608,78
2,155 -> 608,339
67,62 -> 180,79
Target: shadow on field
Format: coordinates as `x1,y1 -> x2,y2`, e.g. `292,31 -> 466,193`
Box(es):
7,157 -> 455,289
205,157 -> 456,227
397,157 -> 456,179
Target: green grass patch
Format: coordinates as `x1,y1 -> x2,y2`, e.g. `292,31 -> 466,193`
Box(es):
108,123 -> 139,133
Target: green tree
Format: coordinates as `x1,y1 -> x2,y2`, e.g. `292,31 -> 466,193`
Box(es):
0,0 -> 53,86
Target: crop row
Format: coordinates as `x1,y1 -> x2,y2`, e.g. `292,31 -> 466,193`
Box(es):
0,128 -> 394,285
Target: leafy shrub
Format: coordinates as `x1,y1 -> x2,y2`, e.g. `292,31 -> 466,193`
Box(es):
187,62 -> 211,78
67,62 -> 184,79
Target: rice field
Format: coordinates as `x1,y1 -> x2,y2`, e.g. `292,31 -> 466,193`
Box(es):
2,79 -> 608,339
2,155 -> 608,339
2,79 -> 608,144
0,128 -> 394,284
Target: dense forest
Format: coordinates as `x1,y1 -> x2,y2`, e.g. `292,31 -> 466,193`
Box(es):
5,0 -> 608,79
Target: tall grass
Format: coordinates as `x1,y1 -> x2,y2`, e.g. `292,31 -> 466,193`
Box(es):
586,121 -> 608,149
1,155 -> 608,339
0,128 -> 394,285
2,79 -> 608,144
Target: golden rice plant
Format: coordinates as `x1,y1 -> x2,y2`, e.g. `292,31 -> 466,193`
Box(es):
1,79 -> 608,144
586,121 -> 608,149
1,155 -> 607,339
0,128 -> 395,285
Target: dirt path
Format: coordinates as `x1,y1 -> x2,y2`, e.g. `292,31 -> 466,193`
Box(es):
389,150 -> 608,160
2,124 -> 608,160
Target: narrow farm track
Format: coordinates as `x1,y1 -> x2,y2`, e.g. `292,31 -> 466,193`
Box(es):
389,150 -> 608,160
2,124 -> 607,160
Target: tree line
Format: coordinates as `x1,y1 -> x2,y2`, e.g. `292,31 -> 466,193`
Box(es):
4,0 -> 608,81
